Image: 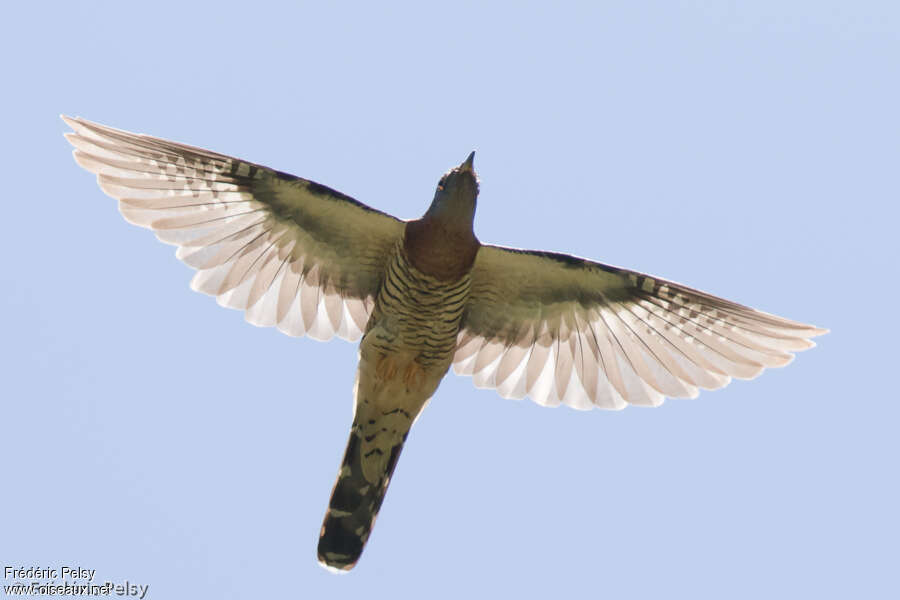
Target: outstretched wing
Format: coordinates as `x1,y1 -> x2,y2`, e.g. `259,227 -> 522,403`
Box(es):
64,116 -> 405,341
454,245 -> 826,410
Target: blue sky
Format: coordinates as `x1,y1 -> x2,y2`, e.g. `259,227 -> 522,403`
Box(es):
2,1 -> 897,598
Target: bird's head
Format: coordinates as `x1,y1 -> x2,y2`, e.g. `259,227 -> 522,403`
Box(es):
425,151 -> 479,227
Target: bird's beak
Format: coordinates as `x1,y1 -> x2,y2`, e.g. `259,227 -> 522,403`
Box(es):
459,151 -> 475,173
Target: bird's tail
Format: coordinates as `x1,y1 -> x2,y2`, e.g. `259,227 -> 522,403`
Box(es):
317,426 -> 406,571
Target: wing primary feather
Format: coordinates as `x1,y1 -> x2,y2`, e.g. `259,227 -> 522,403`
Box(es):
647,279 -> 819,332
599,304 -> 669,400
610,303 -> 696,398
632,293 -> 773,375
621,300 -> 730,390
150,207 -> 267,231
643,287 -> 819,339
616,301 -> 700,387
630,297 -> 731,376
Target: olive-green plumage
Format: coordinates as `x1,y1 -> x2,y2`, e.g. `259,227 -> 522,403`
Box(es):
64,117 -> 826,572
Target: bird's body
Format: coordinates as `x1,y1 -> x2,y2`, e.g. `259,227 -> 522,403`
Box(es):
63,117 -> 826,571
319,158 -> 481,568
320,239 -> 474,569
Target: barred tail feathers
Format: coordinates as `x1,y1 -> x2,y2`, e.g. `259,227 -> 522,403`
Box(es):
317,427 -> 406,571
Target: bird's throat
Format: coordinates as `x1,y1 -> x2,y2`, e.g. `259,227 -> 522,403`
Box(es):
403,217 -> 480,281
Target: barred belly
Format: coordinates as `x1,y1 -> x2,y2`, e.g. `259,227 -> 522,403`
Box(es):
344,241 -> 472,492
365,241 -> 472,376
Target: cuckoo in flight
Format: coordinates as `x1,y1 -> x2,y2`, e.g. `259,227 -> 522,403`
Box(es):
63,116 -> 825,571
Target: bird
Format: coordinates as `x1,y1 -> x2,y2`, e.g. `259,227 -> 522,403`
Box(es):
63,116 -> 826,571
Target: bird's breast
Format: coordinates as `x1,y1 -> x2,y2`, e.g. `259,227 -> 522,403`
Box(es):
365,241 -> 472,372
403,218 -> 479,281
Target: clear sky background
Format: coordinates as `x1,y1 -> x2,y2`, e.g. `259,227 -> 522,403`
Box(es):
2,1 -> 897,598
